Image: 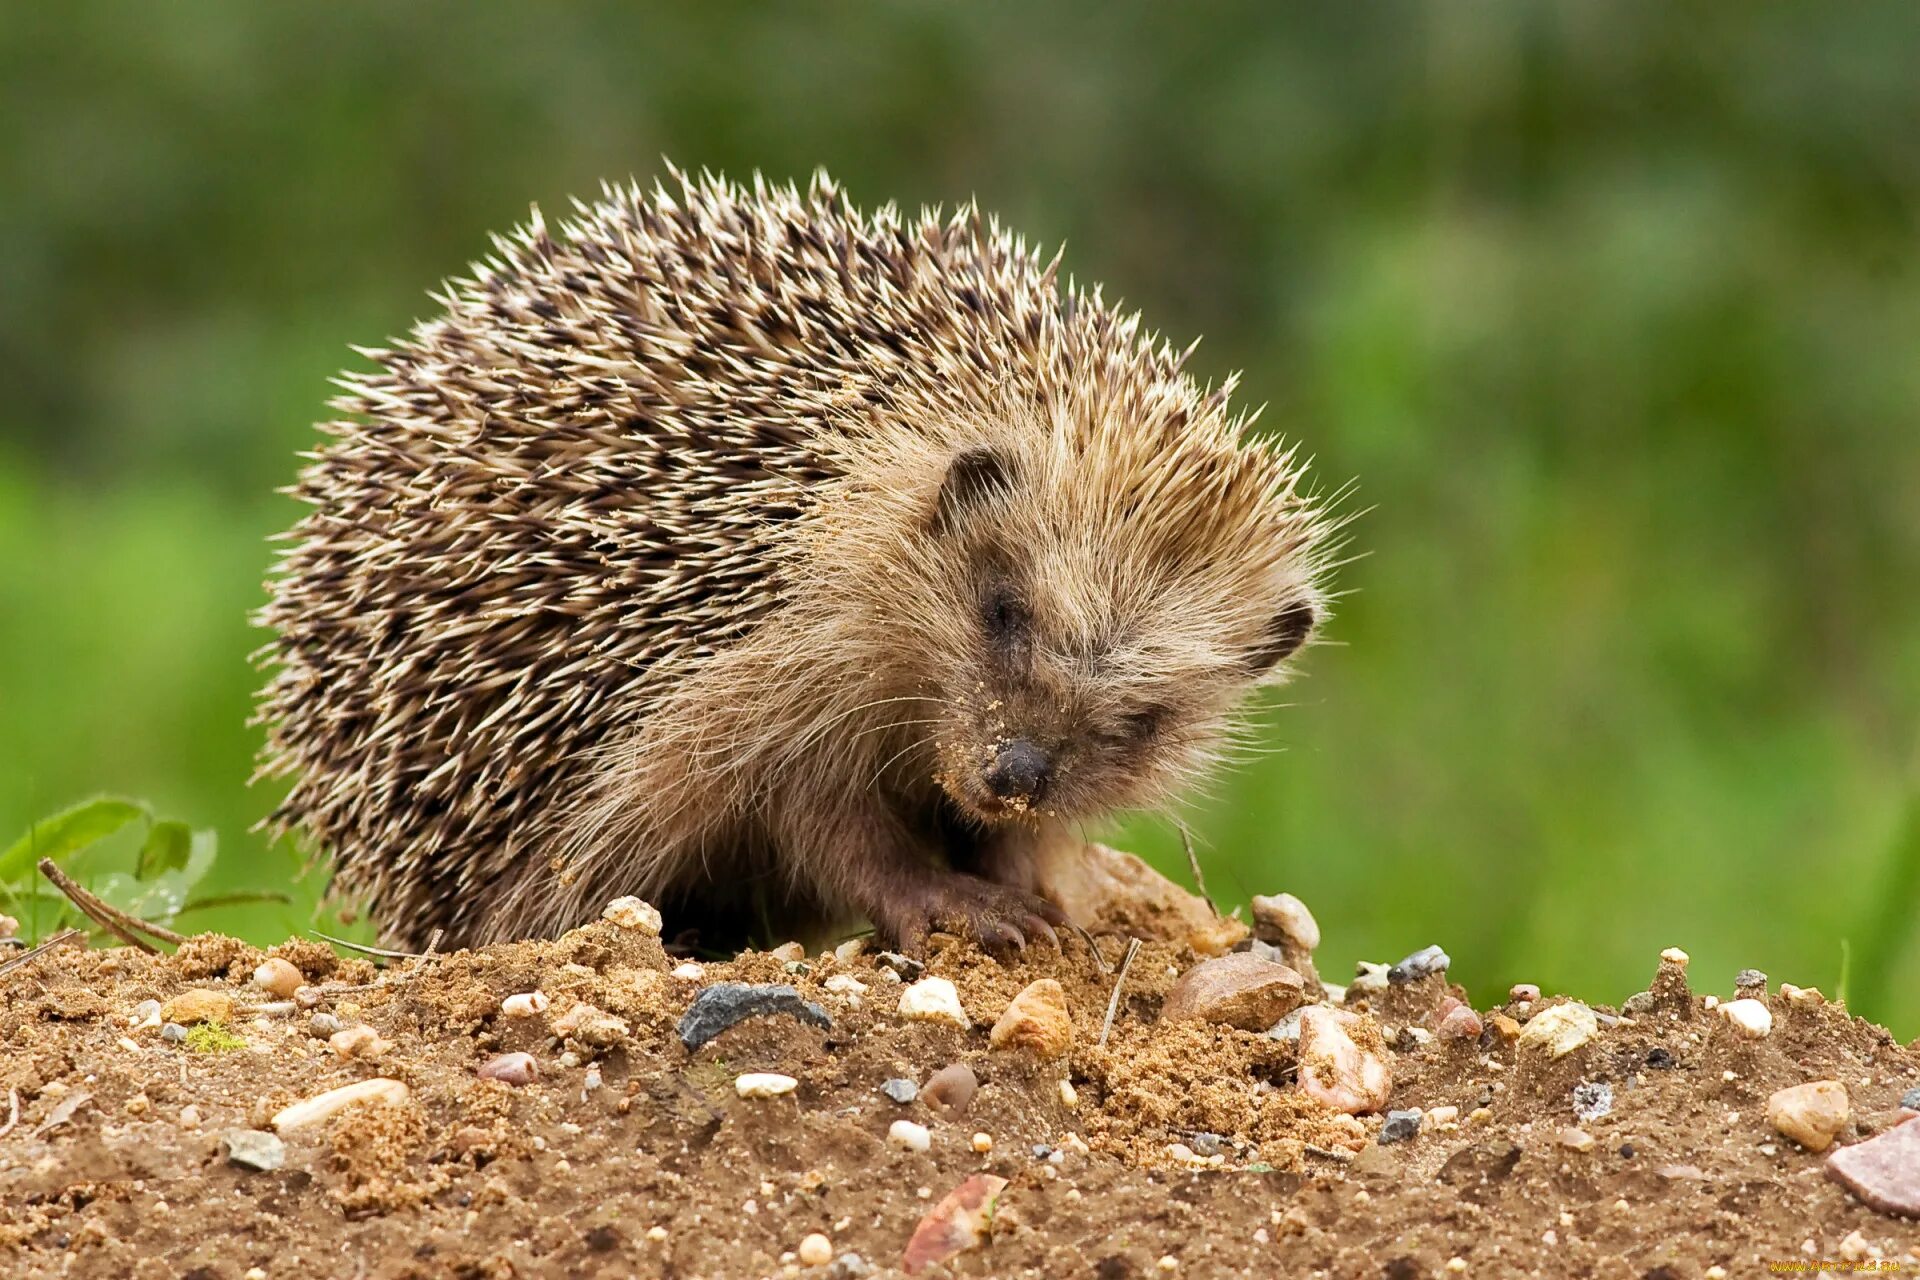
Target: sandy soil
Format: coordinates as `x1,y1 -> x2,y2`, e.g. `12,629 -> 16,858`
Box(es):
3,873 -> 1918,1279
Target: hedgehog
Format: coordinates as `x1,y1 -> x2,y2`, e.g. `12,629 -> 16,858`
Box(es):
256,167 -> 1335,953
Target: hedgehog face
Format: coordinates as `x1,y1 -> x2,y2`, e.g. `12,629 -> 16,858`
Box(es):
911,440 -> 1322,826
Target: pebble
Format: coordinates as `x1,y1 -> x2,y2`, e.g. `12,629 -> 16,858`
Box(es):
1434,998 -> 1482,1040
601,895 -> 663,935
477,1052 -> 539,1086
552,1002 -> 630,1047
1160,953 -> 1306,1031
1486,1013 -> 1521,1043
989,979 -> 1073,1057
798,1232 -> 834,1267
833,938 -> 867,964
160,1023 -> 188,1044
1508,983 -> 1541,1003
1266,1008 -> 1305,1043
1766,1081 -> 1850,1152
177,1104 -> 201,1129
271,1078 -> 410,1133
900,1174 -> 1006,1274
293,985 -> 322,1009
768,941 -> 806,963
1825,1114 -> 1920,1217
670,962 -> 705,981
128,998 -> 162,1029
1348,962 -> 1390,996
1660,946 -> 1689,966
898,977 -> 969,1029
879,1077 -> 919,1104
222,1129 -> 287,1172
824,973 -> 867,996
877,951 -> 925,981
1573,1081 -> 1614,1122
888,1119 -> 932,1152
1621,990 -> 1656,1016
1717,998 -> 1772,1039
308,1012 -> 344,1038
1058,1079 -> 1079,1107
1558,1127 -> 1597,1153
1901,1086 -> 1920,1112
252,958 -> 304,999
735,1073 -> 799,1099
1378,1109 -> 1421,1144
161,989 -> 233,1025
645,1226 -> 668,1243
833,1252 -> 872,1278
971,1132 -> 993,1153
1250,892 -> 1319,951
1516,1003 -> 1599,1060
678,983 -> 831,1050
1424,1105 -> 1459,1130
329,1024 -> 392,1061
1387,945 -> 1450,984
500,991 -> 550,1017
1296,1005 -> 1393,1114
1781,983 -> 1823,1007
921,1063 -> 978,1120
1733,967 -> 1767,996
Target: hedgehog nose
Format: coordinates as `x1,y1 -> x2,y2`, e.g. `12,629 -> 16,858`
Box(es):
986,739 -> 1052,804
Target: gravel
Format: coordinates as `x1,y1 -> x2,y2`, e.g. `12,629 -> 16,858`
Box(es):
677,983 -> 831,1050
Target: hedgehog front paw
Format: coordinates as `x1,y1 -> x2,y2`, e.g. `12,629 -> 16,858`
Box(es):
876,873 -> 1067,957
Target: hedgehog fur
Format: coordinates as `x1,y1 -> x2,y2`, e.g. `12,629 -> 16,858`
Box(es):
257,167 -> 1335,951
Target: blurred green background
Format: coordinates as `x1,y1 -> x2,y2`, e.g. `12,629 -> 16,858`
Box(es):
3,3 -> 1916,1031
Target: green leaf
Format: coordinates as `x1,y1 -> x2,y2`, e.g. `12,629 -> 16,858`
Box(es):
0,796 -> 148,882
136,820 -> 192,880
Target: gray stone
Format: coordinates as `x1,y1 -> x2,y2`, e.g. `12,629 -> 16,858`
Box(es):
1378,1110 -> 1422,1144
880,1077 -> 918,1104
1573,1081 -> 1614,1122
160,1023 -> 188,1044
1734,968 -> 1768,995
1160,953 -> 1306,1031
223,1129 -> 287,1172
676,983 -> 830,1050
1387,945 -> 1450,985
1900,1087 -> 1920,1112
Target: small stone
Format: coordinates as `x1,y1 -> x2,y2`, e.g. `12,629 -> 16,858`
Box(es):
1733,967 -> 1767,995
1297,1005 -> 1392,1115
1781,983 -> 1824,1006
1901,1086 -> 1920,1112
1425,1105 -> 1459,1130
1839,1231 -> 1872,1263
833,1252 -> 872,1278
921,1063 -> 978,1120
160,1023 -> 189,1044
177,1104 -> 201,1129
735,1073 -> 799,1099
798,1233 -> 834,1267
1160,953 -> 1306,1031
833,938 -> 867,964
223,1129 -> 287,1172
552,1002 -> 630,1047
1387,945 -> 1450,984
161,989 -> 233,1025
1487,1013 -> 1521,1043
824,973 -> 867,996
645,1226 -> 668,1243
1157,1256 -> 1179,1272
601,895 -> 663,935
678,983 -> 831,1050
1058,1079 -> 1079,1107
128,998 -> 162,1029
1558,1127 -> 1596,1152
329,1024 -> 391,1060
1621,991 -> 1656,1016
271,1078 -> 410,1132
670,962 -> 705,981
251,958 -> 304,1000
901,1174 -> 1007,1274
1348,962 -> 1390,996
1378,1109 -> 1421,1144
1573,1081 -> 1613,1122
1508,983 -> 1541,1003
501,990 -> 550,1017
308,1011 -> 344,1038
1660,947 -> 1689,966
898,977 -> 969,1029
478,1052 -> 538,1086
971,1131 -> 993,1153
1436,1000 -> 1483,1040
990,979 -> 1073,1057
881,1076 -> 920,1104
876,951 -> 925,980
1718,998 -> 1772,1039
1516,1003 -> 1599,1059
888,1119 -> 932,1152
1826,1114 -> 1920,1215
1766,1081 -> 1850,1152
769,941 -> 806,963
1250,893 -> 1319,951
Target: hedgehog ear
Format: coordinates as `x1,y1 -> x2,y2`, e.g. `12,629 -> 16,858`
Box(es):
1250,601 -> 1318,673
931,445 -> 1017,535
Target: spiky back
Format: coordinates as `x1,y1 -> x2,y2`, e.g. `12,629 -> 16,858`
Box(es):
258,168 -> 1316,942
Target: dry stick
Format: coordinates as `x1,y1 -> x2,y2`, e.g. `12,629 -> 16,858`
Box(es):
1096,936 -> 1144,1050
0,929 -> 85,979
37,859 -> 188,950
309,926 -> 449,995
1178,822 -> 1218,918
310,930 -> 430,961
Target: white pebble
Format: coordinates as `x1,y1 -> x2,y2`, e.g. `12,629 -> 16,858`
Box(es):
271,1078 -> 410,1132
1718,998 -> 1772,1039
646,1225 -> 668,1243
833,937 -> 867,963
888,1119 -> 931,1152
500,990 -> 550,1017
601,896 -> 662,936
1660,946 -> 1689,966
670,962 -> 705,981
797,1232 -> 833,1267
735,1073 -> 799,1099
972,1132 -> 994,1153
1058,1079 -> 1079,1107
824,973 -> 868,995
897,976 -> 969,1028
1516,1002 -> 1599,1059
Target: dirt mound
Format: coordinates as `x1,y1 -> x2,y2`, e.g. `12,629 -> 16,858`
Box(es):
3,884 -> 1918,1277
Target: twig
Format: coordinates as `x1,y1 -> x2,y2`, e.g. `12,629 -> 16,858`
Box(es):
310,930 -> 425,961
0,929 -> 84,979
1066,920 -> 1112,975
308,927 -> 450,994
38,859 -> 187,950
1097,937 -> 1144,1050
1179,822 -> 1217,918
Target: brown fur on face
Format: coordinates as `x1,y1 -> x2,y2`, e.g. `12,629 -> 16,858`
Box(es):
258,167 -> 1336,951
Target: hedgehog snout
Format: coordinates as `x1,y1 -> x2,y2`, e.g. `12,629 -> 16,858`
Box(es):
984,737 -> 1052,806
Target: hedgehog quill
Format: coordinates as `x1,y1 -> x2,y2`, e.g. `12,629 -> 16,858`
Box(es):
257,168 -> 1336,952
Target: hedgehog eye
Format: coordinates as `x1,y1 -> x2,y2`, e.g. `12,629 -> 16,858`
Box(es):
1249,601 -> 1318,672
981,583 -> 1030,644
1124,705 -> 1167,739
